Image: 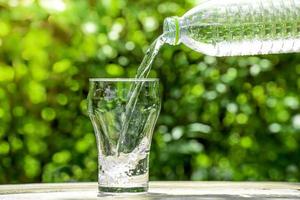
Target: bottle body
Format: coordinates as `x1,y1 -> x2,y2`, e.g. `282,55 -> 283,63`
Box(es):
164,0 -> 300,56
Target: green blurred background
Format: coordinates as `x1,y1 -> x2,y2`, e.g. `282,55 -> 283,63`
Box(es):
0,0 -> 300,183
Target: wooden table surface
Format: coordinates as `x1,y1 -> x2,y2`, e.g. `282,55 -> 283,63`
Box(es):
0,182 -> 300,200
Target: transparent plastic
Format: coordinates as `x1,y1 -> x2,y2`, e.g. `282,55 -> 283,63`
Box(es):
163,0 -> 300,56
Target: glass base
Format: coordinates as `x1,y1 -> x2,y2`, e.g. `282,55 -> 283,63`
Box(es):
98,186 -> 147,194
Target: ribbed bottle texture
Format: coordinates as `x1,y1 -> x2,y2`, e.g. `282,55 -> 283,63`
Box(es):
163,0 -> 300,56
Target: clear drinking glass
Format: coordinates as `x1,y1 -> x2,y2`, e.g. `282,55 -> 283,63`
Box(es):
87,78 -> 161,194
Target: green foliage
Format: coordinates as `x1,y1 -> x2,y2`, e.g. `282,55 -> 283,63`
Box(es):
0,0 -> 300,183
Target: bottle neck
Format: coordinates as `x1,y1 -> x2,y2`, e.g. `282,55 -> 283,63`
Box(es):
163,16 -> 181,45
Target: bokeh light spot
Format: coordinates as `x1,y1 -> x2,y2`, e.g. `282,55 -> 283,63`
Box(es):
40,0 -> 66,12
236,113 -> 249,124
292,114 -> 300,130
82,22 -> 97,34
191,84 -> 204,97
53,150 -> 71,164
24,155 -> 41,178
240,136 -> 253,149
53,59 -> 71,73
0,141 -> 10,155
27,81 -> 47,104
106,64 -> 124,76
56,94 -> 68,105
0,66 -> 14,82
41,107 -> 56,121
268,123 -> 281,133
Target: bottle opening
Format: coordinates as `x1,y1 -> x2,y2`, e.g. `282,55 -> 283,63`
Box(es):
163,16 -> 180,45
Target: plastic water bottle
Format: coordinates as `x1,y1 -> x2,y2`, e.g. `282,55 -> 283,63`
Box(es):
163,0 -> 300,56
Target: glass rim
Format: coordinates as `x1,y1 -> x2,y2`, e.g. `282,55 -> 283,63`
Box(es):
89,78 -> 159,82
